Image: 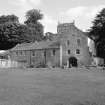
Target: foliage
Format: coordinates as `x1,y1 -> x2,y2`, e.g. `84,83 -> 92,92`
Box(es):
0,15 -> 19,24
24,9 -> 44,42
0,9 -> 44,50
44,32 -> 57,41
0,23 -> 28,49
0,23 -> 19,42
0,15 -> 19,50
25,9 -> 43,25
89,8 -> 105,58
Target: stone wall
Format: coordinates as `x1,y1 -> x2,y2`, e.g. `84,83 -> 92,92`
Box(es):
10,48 -> 60,68
57,23 -> 91,66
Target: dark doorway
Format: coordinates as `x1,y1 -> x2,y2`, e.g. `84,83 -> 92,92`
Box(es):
69,57 -> 78,67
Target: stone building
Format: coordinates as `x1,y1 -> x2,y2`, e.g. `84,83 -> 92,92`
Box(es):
57,22 -> 91,67
9,41 -> 60,68
9,22 -> 91,68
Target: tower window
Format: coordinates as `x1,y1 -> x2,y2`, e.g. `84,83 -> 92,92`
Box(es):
76,49 -> 80,54
77,39 -> 81,46
68,50 -> 70,54
32,51 -> 35,56
44,51 -> 46,57
67,40 -> 70,46
52,50 -> 56,56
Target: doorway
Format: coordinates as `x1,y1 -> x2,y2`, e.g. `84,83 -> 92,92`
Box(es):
68,56 -> 78,67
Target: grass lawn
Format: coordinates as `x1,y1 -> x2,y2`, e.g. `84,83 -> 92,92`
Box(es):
0,68 -> 105,105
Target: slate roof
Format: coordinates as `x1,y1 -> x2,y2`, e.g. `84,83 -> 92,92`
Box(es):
10,40 -> 60,51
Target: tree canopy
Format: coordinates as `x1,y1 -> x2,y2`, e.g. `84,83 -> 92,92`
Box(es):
89,8 -> 105,41
24,9 -> 44,42
24,9 -> 43,25
44,32 -> 57,41
0,9 -> 44,50
89,8 -> 105,59
0,15 -> 20,50
0,15 -> 19,24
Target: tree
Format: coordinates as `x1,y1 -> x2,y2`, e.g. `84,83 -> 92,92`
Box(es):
0,22 -> 35,50
0,15 -> 19,24
17,24 -> 34,43
25,9 -> 43,24
0,15 -> 19,50
0,15 -> 32,50
44,32 -> 57,41
0,9 -> 44,50
24,9 -> 44,42
89,8 -> 105,59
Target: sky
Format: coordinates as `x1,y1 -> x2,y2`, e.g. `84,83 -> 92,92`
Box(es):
0,0 -> 105,33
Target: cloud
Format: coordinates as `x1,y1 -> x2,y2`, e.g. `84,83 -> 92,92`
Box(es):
12,0 -> 41,7
59,5 -> 105,31
10,0 -> 42,23
11,0 -> 42,13
40,14 -> 57,33
7,0 -> 58,33
66,6 -> 86,18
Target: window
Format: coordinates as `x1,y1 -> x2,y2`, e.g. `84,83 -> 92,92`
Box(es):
76,49 -> 80,54
72,34 -> 75,36
16,51 -> 18,55
20,51 -> 22,55
32,51 -> 35,56
24,51 -> 27,55
44,51 -> 46,57
68,50 -> 70,54
67,40 -> 70,46
77,39 -> 81,46
52,50 -> 55,56
64,26 -> 68,32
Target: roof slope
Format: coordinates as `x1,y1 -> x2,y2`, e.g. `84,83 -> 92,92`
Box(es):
10,41 -> 60,51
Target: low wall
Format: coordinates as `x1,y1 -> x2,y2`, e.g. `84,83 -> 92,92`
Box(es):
93,57 -> 104,66
0,59 -> 23,68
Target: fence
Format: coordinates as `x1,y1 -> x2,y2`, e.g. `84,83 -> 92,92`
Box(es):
0,59 -> 22,68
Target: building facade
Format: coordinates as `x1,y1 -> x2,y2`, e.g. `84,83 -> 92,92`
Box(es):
9,22 -> 91,68
9,41 -> 60,68
57,22 -> 91,67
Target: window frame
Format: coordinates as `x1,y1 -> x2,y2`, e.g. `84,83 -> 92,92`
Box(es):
32,50 -> 35,56
68,49 -> 71,54
67,40 -> 70,46
77,38 -> 81,46
16,51 -> 18,56
52,49 -> 56,56
76,49 -> 80,54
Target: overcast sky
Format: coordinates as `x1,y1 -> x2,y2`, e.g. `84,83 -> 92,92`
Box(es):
0,0 -> 105,33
